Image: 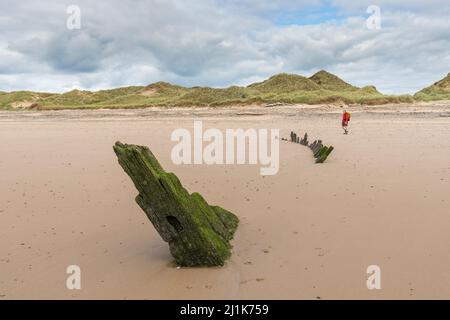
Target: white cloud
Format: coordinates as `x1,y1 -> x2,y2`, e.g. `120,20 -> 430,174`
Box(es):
0,0 -> 449,94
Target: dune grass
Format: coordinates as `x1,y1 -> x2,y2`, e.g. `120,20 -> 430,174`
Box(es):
414,73 -> 450,102
0,70 -> 446,110
0,91 -> 55,110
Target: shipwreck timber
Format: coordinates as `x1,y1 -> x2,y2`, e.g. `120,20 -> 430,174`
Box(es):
113,141 -> 239,267
283,131 -> 334,163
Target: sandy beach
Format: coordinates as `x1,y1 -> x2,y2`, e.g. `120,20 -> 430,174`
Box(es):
1,102 -> 450,300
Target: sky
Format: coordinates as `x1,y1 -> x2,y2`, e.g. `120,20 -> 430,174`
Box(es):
0,0 -> 449,94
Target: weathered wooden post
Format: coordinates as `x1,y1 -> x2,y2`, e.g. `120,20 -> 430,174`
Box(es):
292,131 -> 297,142
113,142 -> 239,267
300,133 -> 308,146
316,146 -> 334,163
312,140 -> 323,155
283,131 -> 334,163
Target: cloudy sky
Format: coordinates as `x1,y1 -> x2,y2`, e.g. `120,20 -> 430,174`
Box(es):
0,0 -> 449,94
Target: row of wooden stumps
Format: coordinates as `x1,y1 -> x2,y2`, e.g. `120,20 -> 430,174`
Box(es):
113,142 -> 239,267
282,131 -> 334,164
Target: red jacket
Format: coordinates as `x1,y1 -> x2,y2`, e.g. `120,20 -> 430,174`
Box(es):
342,112 -> 350,123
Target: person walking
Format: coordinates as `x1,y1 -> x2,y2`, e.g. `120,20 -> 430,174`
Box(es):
342,110 -> 351,134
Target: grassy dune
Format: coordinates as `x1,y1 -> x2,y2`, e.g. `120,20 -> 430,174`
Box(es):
3,70 -> 449,111
414,73 -> 450,101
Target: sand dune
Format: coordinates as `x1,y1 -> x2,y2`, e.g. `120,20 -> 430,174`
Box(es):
1,102 -> 450,299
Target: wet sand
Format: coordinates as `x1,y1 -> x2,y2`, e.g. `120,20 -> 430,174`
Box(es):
1,102 -> 450,299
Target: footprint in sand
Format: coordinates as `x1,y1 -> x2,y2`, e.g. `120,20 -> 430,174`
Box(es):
408,283 -> 415,296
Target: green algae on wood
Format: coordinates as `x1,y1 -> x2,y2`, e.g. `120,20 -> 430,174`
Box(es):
113,141 -> 239,267
315,146 -> 334,163
285,132 -> 334,163
314,146 -> 328,159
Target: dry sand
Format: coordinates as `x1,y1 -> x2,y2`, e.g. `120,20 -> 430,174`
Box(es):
1,102 -> 450,300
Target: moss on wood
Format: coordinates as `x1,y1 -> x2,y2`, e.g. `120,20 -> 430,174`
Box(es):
284,132 -> 334,163
315,146 -> 334,163
113,141 -> 239,267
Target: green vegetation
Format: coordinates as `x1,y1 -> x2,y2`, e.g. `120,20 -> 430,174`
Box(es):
249,73 -> 321,92
0,91 -> 55,110
42,86 -> 144,107
309,70 -> 356,91
3,69 -> 448,111
414,73 -> 450,101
